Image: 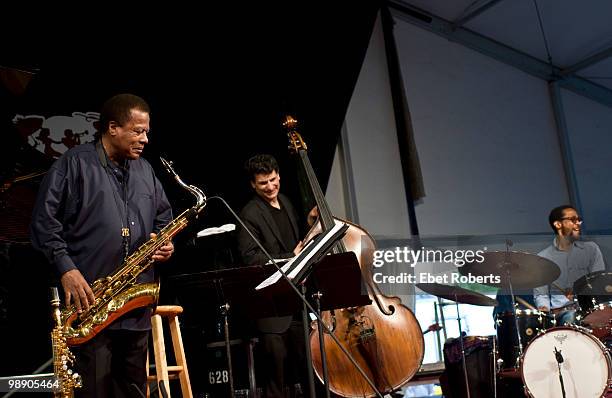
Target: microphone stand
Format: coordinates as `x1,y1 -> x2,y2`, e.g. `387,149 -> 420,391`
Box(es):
501,240 -> 523,368
301,284 -> 317,397
453,297 -> 471,398
554,347 -> 567,398
208,196 -> 385,398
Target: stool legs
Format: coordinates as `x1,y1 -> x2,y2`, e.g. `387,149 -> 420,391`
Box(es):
168,315 -> 192,397
147,306 -> 192,398
152,313 -> 171,397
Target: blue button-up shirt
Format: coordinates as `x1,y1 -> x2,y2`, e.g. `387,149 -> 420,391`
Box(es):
30,141 -> 172,330
534,238 -> 605,310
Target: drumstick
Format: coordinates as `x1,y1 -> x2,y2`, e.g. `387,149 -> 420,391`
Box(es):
552,282 -> 574,298
515,296 -> 537,311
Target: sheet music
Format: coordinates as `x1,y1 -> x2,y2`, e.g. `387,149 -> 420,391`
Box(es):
196,223 -> 236,237
255,240 -> 316,289
255,221 -> 346,290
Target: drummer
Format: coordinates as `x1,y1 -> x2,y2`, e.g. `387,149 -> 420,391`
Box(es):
534,205 -> 605,325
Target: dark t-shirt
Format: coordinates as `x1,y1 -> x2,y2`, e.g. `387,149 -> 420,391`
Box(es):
266,202 -> 298,251
265,202 -> 303,322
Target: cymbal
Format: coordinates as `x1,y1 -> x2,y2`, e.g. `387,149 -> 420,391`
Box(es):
416,282 -> 498,306
459,251 -> 560,289
573,271 -> 612,295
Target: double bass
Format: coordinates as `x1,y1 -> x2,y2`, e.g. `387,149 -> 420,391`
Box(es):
284,116 -> 424,397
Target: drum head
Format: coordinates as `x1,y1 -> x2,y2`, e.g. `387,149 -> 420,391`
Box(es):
522,326 -> 611,398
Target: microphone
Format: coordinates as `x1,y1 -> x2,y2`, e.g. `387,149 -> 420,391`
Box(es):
554,347 -> 564,364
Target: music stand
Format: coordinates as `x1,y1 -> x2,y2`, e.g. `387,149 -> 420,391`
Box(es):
171,251 -> 374,398
171,264 -> 302,398
258,250 -> 372,398
300,251 -> 371,398
301,252 -> 370,309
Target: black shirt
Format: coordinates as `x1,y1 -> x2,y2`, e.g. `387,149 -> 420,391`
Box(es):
266,202 -> 298,252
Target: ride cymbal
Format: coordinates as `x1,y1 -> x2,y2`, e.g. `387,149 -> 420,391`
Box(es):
459,251 -> 560,289
416,282 -> 498,306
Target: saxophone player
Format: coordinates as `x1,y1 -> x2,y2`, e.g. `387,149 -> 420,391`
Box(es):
30,93 -> 175,397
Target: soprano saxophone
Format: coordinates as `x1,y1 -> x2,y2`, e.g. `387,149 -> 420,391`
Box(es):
51,287 -> 82,397
61,158 -> 206,346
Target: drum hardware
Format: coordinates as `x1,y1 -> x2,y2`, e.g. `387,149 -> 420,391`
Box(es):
455,301 -> 470,398
417,282 -> 499,398
495,355 -> 504,373
434,301 -> 445,363
460,243 -> 561,378
491,331 -> 498,397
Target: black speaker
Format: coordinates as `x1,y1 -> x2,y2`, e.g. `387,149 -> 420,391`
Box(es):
202,338 -> 257,398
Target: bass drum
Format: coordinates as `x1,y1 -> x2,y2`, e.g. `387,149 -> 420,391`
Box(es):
521,326 -> 612,398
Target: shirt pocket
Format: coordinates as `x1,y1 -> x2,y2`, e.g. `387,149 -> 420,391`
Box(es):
134,192 -> 154,215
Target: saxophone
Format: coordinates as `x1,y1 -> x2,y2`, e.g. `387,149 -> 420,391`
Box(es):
51,287 -> 82,397
61,158 -> 206,346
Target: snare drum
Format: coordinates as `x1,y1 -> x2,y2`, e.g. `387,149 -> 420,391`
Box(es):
521,326 -> 612,398
495,309 -> 554,369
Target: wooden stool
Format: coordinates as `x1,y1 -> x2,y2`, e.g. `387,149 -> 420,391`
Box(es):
147,305 -> 192,398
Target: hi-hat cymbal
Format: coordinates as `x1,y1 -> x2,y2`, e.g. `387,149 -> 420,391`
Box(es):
416,282 -> 498,306
459,251 -> 560,289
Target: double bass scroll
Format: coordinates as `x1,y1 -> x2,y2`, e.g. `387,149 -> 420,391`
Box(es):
284,116 -> 425,398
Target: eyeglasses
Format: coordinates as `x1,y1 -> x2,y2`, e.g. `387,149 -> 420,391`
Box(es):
561,216 -> 582,224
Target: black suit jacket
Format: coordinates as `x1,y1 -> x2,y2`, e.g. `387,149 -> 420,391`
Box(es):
237,193 -> 301,333
238,193 -> 300,266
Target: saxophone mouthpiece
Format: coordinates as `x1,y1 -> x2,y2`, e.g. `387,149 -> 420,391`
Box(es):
160,157 -> 175,175
159,158 -> 206,209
